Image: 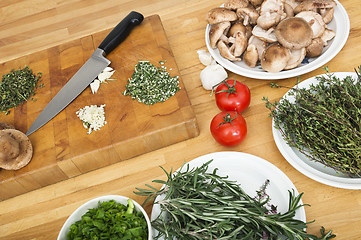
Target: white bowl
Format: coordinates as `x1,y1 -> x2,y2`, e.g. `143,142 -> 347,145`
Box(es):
57,195 -> 152,240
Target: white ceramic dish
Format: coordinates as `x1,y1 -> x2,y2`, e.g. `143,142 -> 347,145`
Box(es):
151,151 -> 306,238
57,195 -> 152,240
272,72 -> 361,189
205,1 -> 350,80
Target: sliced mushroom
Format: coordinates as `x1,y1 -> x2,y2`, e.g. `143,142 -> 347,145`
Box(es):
0,129 -> 33,170
296,11 -> 326,38
252,25 -> 277,43
209,21 -> 231,49
207,8 -> 238,25
243,44 -> 259,67
320,28 -> 336,46
217,40 -> 242,61
261,43 -> 291,72
275,17 -> 313,49
306,37 -> 324,57
294,0 -> 336,15
284,47 -> 306,70
236,5 -> 260,26
224,0 -> 249,10
319,7 -> 334,24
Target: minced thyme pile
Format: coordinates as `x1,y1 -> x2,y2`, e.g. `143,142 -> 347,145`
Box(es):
123,61 -> 180,105
0,66 -> 42,115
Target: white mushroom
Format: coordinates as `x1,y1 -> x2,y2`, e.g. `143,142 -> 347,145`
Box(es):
209,21 -> 231,49
261,43 -> 291,72
207,8 -> 238,25
284,47 -> 306,70
252,25 -> 277,43
296,11 -> 326,38
224,0 -> 249,10
275,17 -> 313,49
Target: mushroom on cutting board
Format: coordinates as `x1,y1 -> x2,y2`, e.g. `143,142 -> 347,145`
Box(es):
207,7 -> 238,25
0,129 -> 33,170
261,43 -> 291,72
275,17 -> 313,49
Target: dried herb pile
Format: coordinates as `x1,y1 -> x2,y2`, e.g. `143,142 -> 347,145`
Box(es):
135,160 -> 334,239
0,66 -> 42,115
123,61 -> 180,105
264,67 -> 361,177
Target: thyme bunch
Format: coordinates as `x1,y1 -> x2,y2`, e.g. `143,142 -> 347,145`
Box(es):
0,66 -> 43,115
135,160 -> 334,239
264,67 -> 361,177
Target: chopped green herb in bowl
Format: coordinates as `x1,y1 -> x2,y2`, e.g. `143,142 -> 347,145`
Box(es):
57,195 -> 151,240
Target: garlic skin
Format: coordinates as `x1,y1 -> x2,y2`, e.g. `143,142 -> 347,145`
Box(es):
200,64 -> 228,90
197,50 -> 215,66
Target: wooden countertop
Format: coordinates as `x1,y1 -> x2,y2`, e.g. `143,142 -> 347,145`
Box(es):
0,0 -> 360,239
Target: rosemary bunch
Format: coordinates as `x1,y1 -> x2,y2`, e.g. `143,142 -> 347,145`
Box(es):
264,67 -> 361,177
0,66 -> 43,115
135,160 -> 334,240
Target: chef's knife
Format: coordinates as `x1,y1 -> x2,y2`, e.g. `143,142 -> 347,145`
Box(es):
26,11 -> 144,136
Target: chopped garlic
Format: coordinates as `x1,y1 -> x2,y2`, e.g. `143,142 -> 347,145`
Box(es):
89,67 -> 116,94
76,104 -> 107,134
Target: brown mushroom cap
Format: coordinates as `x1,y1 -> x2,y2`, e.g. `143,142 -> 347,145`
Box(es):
243,44 -> 259,67
0,122 -> 15,130
0,129 -> 33,170
294,0 -> 336,15
224,0 -> 249,10
295,11 -> 326,38
306,37 -> 324,57
207,8 -> 238,25
261,43 -> 291,72
275,17 -> 313,49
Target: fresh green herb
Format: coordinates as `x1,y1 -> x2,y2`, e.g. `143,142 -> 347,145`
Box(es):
123,61 -> 180,105
0,66 -> 42,115
264,67 -> 361,177
67,199 -> 148,240
135,160 -> 334,240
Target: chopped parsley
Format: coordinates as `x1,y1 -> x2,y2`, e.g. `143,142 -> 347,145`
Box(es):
123,61 -> 180,105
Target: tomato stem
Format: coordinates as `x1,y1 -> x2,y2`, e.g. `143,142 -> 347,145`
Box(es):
215,79 -> 238,98
218,111 -> 237,128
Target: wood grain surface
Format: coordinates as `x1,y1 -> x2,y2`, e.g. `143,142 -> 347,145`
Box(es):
0,14 -> 199,200
0,0 -> 360,239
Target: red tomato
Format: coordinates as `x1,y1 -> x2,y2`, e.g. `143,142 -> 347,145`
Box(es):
210,111 -> 247,147
215,79 -> 251,114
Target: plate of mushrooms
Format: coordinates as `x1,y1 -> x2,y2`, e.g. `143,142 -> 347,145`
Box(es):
205,0 -> 350,79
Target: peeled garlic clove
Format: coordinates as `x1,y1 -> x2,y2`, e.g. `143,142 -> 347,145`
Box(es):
98,70 -> 115,82
90,80 -> 100,94
103,67 -> 114,72
197,50 -> 214,66
200,64 -> 228,90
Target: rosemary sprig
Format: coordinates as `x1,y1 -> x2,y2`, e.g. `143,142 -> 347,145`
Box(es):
0,66 -> 43,115
123,61 -> 180,105
135,160 -> 334,239
264,67 -> 361,177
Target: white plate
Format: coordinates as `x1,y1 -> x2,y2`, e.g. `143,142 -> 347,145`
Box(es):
272,72 -> 361,189
205,1 -> 350,80
151,151 -> 306,238
57,195 -> 152,240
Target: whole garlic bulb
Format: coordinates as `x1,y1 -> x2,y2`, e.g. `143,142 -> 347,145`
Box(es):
200,64 -> 228,90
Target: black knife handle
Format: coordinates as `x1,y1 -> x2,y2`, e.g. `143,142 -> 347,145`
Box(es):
98,11 -> 144,55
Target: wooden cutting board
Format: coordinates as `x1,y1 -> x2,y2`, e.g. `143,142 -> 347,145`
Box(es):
0,15 -> 199,200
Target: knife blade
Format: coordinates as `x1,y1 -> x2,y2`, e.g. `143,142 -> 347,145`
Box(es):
26,11 -> 144,136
